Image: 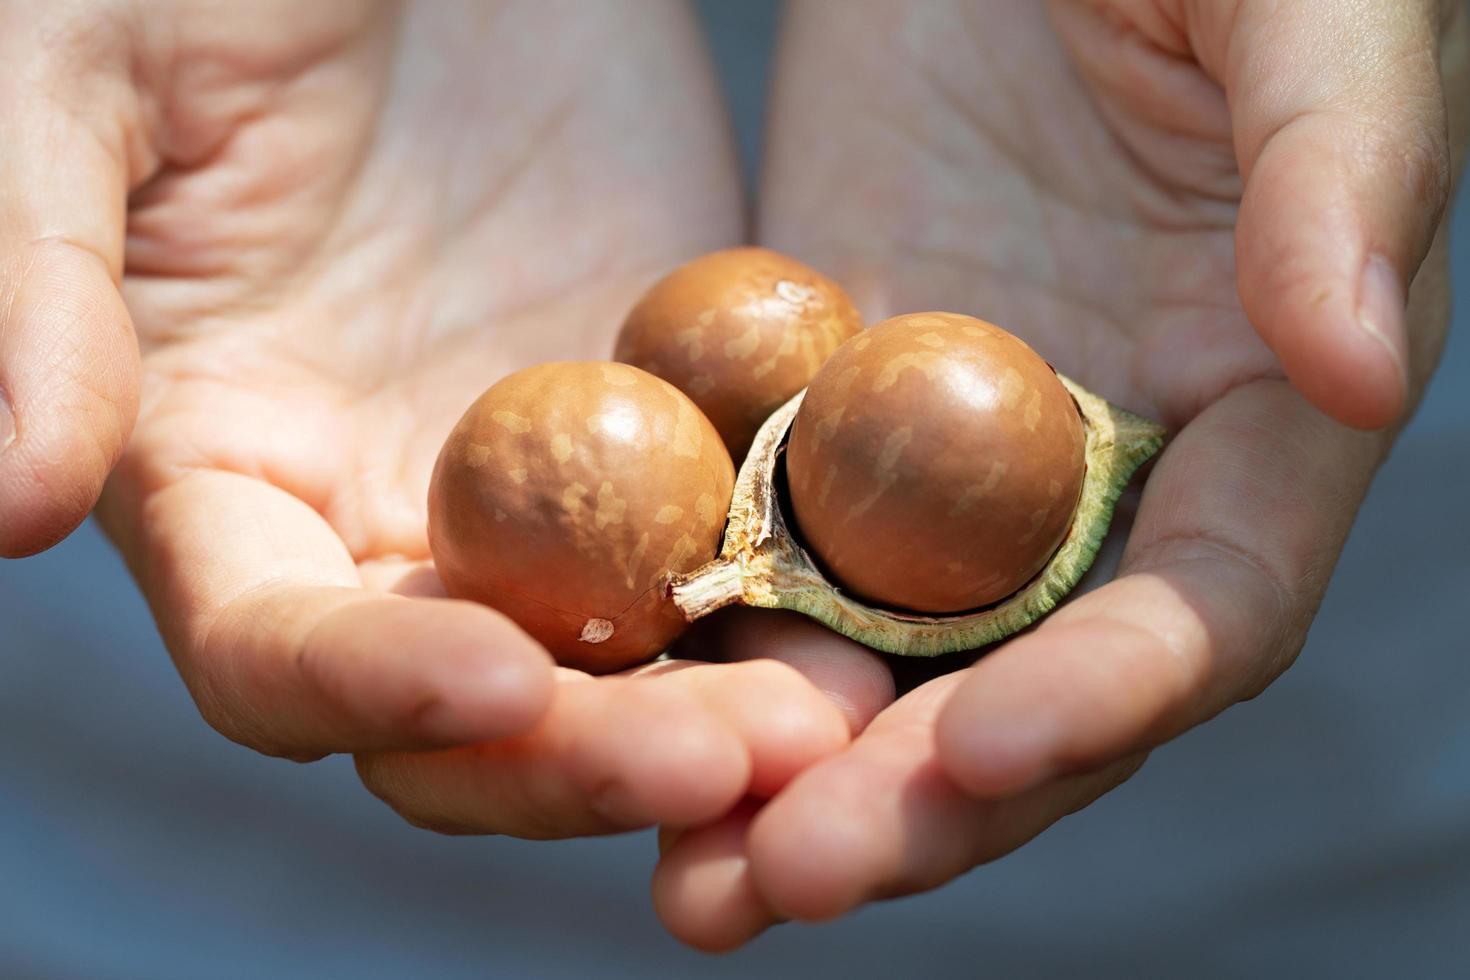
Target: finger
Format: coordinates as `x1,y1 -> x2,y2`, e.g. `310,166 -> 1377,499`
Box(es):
651,801 -> 778,953
1227,0 -> 1452,428
938,380 -> 1380,799
676,607 -> 897,735
357,657 -> 851,838
630,657 -> 852,798
100,469 -> 554,759
0,16 -> 142,555
739,671 -> 1146,923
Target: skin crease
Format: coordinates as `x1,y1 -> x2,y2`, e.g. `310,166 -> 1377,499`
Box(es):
614,246 -> 864,461
785,312 -> 1087,613
0,0 -> 1463,955
428,362 -> 735,673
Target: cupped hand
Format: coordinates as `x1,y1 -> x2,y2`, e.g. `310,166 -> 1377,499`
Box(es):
654,0 -> 1468,949
0,0 -> 890,835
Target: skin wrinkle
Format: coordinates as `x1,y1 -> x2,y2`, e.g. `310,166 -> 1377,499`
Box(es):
124,17 -> 396,343
850,69 -> 1254,426
1124,530 -> 1297,679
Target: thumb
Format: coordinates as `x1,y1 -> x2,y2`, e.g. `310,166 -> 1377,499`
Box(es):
1228,0 -> 1453,430
0,23 -> 141,557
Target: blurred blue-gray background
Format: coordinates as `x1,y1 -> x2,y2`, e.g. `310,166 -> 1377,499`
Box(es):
3,4 -> 1467,977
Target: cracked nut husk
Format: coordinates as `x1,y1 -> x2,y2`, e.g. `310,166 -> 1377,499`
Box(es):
668,314 -> 1166,657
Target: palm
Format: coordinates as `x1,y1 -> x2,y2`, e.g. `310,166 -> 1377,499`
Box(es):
116,1 -> 733,568
94,0 -> 879,843
764,2 -> 1275,428
651,0 -> 1466,948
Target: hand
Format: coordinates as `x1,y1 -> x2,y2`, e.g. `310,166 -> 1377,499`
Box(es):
653,0 -> 1469,949
0,1 -> 890,834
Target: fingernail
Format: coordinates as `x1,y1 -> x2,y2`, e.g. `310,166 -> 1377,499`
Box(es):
0,388 -> 14,454
1357,254 -> 1409,381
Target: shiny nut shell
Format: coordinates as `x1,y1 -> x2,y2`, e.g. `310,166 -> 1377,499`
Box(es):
428,362 -> 735,672
614,247 -> 863,460
785,313 -> 1086,613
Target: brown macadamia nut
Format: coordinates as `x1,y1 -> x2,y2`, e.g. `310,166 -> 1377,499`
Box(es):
614,247 -> 863,460
785,313 -> 1086,614
428,362 -> 735,672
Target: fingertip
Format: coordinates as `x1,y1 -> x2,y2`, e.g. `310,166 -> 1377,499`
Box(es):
934,668 -> 1055,799
652,803 -> 779,953
0,245 -> 139,557
409,600 -> 557,743
578,685 -> 751,829
1267,298 -> 1407,432
0,374 -> 134,558
745,777 -> 874,922
705,608 -> 898,734
1235,111 -> 1430,432
684,658 -> 853,799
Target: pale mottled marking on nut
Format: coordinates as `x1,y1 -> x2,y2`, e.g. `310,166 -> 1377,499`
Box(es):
752,321 -> 801,380
493,508 -> 507,522
600,364 -> 640,387
812,407 -> 845,446
846,427 -> 912,521
671,397 -> 704,459
626,531 -> 651,590
562,482 -> 588,514
492,410 -> 531,434
962,324 -> 990,338
677,326 -> 705,361
854,335 -> 872,351
550,433 -> 574,463
797,329 -> 820,374
580,619 -> 615,644
1018,506 -> 1052,545
467,444 -> 494,467
654,504 -> 684,524
697,308 -> 717,327
830,365 -> 861,397
950,460 -> 1009,517
687,374 -> 715,396
902,315 -> 950,329
724,322 -> 762,360
1048,479 -> 1063,499
873,351 -> 943,392
508,467 -> 529,485
999,367 -> 1025,409
665,533 -> 701,571
1024,389 -> 1043,431
875,426 -> 913,473
594,481 -> 627,530
694,492 -> 719,527
818,465 -> 837,506
776,279 -> 815,305
916,332 -> 946,349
